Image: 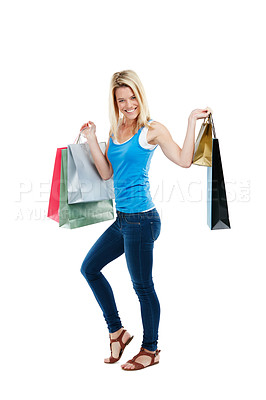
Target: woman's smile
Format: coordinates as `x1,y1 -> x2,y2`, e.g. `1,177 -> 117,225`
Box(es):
125,106 -> 138,113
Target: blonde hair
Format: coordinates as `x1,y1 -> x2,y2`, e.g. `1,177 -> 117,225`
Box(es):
108,69 -> 154,141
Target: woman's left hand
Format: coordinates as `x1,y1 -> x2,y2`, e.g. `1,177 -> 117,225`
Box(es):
189,106 -> 213,121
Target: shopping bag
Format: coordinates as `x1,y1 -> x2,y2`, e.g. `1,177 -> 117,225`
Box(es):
67,141 -> 115,204
59,148 -> 114,229
207,115 -> 231,230
47,147 -> 67,222
192,115 -> 213,166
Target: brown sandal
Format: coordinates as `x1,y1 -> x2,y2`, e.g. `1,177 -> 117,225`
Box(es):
121,347 -> 161,371
104,329 -> 134,364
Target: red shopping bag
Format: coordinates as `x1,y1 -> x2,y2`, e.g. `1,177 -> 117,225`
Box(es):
47,147 -> 67,222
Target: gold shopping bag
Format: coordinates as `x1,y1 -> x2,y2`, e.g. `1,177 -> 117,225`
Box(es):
192,114 -> 213,166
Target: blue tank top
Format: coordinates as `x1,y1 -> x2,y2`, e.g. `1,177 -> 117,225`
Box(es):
107,119 -> 158,213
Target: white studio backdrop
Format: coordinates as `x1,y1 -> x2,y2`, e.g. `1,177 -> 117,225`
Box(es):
1,0 -> 265,399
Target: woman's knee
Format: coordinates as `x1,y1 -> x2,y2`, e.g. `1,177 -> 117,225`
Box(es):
132,280 -> 155,297
80,260 -> 87,277
80,255 -> 96,280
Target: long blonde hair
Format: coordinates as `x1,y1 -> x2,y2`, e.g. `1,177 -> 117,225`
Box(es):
108,70 -> 154,141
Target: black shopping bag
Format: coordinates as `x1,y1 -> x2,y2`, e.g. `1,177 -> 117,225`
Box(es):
207,115 -> 231,230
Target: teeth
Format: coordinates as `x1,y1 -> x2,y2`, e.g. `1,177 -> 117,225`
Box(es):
126,107 -> 136,113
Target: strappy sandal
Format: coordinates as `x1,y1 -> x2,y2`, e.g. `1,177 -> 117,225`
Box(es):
121,347 -> 161,371
104,329 -> 134,364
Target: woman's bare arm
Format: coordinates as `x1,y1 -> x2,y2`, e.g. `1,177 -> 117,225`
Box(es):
151,108 -> 211,168
81,121 -> 113,180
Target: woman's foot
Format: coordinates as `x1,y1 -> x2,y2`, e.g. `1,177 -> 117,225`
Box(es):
121,347 -> 160,370
104,328 -> 133,363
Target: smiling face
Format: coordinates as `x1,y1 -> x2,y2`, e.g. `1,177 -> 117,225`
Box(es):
115,86 -> 140,122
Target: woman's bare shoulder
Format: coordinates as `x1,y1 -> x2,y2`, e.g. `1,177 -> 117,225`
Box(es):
149,120 -> 165,128
148,120 -> 169,135
147,121 -> 170,144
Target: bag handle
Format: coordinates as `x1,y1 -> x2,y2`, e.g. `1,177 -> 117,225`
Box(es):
204,112 -> 216,139
73,126 -> 88,144
209,113 -> 216,139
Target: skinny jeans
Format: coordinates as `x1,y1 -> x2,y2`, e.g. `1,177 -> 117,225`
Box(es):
80,208 -> 161,351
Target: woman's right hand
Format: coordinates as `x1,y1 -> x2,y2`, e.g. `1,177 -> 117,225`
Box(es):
80,121 -> 97,141
189,107 -> 213,122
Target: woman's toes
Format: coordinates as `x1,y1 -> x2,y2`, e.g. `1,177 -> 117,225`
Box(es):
122,363 -> 131,369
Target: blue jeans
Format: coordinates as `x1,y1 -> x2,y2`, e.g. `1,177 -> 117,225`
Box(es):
80,208 -> 161,351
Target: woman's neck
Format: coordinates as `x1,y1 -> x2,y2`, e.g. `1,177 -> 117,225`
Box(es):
121,118 -> 137,131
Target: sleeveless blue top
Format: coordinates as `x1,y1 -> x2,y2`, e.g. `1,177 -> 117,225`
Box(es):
107,119 -> 158,213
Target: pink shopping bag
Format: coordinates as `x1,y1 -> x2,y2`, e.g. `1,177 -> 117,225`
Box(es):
47,147 -> 67,222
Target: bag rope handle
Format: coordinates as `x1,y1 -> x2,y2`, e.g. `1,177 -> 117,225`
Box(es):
209,113 -> 216,139
74,124 -> 89,144
204,112 -> 216,139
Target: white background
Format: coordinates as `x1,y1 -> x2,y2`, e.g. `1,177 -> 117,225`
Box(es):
1,0 -> 265,399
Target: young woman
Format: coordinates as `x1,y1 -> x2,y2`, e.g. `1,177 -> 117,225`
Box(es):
80,70 -> 211,371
